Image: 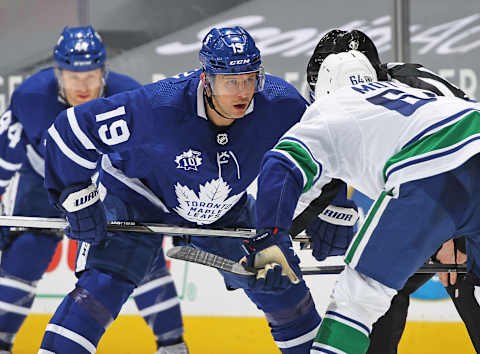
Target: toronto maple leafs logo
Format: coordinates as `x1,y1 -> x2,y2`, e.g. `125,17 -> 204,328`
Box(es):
175,149 -> 202,171
174,177 -> 244,225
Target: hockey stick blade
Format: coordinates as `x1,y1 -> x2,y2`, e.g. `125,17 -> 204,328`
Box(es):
167,246 -> 256,277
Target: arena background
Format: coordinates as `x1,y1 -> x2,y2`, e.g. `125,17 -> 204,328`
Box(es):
1,0 -> 479,352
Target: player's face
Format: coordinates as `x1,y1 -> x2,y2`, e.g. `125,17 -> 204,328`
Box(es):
211,72 -> 257,119
60,69 -> 103,106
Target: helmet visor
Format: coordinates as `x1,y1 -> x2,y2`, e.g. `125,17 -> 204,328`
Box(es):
206,66 -> 265,96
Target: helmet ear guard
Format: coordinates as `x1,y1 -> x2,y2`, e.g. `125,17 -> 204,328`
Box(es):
314,50 -> 378,98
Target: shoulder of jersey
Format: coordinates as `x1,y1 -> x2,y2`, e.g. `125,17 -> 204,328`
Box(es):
13,67 -> 57,100
11,67 -> 59,110
105,71 -> 141,95
142,69 -> 201,111
261,74 -> 303,103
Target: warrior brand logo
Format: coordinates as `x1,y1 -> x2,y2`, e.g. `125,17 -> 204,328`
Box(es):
75,190 -> 98,207
229,59 -> 251,65
175,149 -> 202,171
174,178 -> 244,225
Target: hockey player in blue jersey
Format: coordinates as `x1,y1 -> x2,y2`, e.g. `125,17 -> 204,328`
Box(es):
253,40 -> 480,353
38,26 -> 357,353
0,26 -> 187,354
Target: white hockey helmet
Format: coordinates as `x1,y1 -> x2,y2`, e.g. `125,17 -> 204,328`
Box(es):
314,50 -> 377,98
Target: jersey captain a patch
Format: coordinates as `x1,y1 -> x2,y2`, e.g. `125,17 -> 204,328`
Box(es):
175,149 -> 202,171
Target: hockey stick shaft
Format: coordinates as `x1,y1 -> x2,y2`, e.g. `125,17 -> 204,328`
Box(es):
0,215 -> 256,238
166,246 -> 468,277
301,264 -> 467,275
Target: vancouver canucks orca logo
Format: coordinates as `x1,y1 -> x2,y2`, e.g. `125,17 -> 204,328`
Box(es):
175,149 -> 202,171
174,177 -> 244,225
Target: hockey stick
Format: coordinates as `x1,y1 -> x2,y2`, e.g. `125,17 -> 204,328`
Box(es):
0,215 -> 256,238
167,246 -> 468,277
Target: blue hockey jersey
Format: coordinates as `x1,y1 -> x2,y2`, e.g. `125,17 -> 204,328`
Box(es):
0,67 -> 140,193
44,69 -> 308,226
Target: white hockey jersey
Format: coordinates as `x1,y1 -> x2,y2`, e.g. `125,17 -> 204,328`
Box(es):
256,79 -> 480,230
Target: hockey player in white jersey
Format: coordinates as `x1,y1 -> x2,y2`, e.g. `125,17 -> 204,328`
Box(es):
254,45 -> 480,353
304,29 -> 480,353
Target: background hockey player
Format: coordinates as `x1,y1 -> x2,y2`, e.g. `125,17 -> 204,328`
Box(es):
305,29 -> 480,353
0,26 -> 188,354
37,26 -> 356,353
251,41 -> 480,353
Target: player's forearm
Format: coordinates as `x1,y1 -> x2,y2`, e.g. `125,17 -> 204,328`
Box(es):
44,128 -> 98,204
256,152 -> 303,230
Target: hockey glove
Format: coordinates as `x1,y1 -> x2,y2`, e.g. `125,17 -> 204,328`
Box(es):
306,200 -> 358,262
57,183 -> 107,245
242,228 -> 300,293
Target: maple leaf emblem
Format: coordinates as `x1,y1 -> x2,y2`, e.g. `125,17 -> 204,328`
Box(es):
174,177 -> 244,225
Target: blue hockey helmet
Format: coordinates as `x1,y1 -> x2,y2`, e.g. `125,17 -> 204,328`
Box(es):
199,26 -> 264,92
54,26 -> 106,72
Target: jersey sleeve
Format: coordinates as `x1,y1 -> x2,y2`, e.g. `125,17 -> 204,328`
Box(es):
256,104 -> 334,230
44,86 -> 167,203
0,107 -> 26,194
384,63 -> 470,100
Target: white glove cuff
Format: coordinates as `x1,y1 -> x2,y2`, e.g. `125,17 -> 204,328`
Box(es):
318,204 -> 358,226
61,184 -> 99,212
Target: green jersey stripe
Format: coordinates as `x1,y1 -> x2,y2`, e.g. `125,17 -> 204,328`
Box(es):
314,317 -> 370,354
345,191 -> 389,264
275,140 -> 319,193
384,111 -> 480,182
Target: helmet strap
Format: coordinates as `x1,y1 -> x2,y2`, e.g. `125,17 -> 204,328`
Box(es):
203,90 -> 232,120
201,71 -> 234,121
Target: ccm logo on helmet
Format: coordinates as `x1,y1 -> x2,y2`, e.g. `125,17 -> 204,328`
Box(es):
229,59 -> 251,65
